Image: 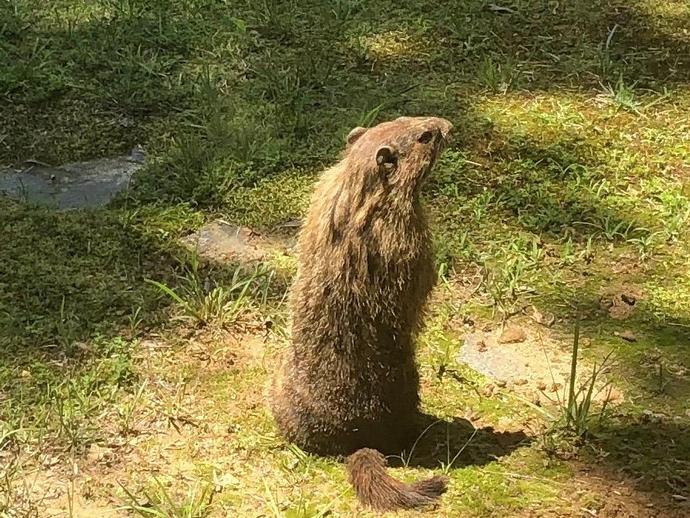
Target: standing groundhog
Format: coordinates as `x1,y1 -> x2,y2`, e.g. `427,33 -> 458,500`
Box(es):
270,116 -> 453,511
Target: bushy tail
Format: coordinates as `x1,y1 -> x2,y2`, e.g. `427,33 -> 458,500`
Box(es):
346,448 -> 448,512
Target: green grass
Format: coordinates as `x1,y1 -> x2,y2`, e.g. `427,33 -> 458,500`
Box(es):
120,476 -> 215,518
2,0 -> 690,516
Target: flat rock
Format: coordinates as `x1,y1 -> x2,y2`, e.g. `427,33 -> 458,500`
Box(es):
180,219 -> 295,263
457,328 -> 622,405
0,147 -> 144,210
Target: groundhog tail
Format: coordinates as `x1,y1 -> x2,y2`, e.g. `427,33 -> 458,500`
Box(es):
346,448 -> 448,512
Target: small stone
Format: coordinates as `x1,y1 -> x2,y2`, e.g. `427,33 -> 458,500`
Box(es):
621,293 -> 636,306
640,409 -> 665,423
482,384 -> 496,397
276,218 -> 302,229
601,386 -> 623,404
531,306 -> 555,327
514,378 -> 528,386
87,444 -> 109,463
609,303 -> 635,320
466,410 -> 481,422
602,288 -> 643,320
614,330 -> 637,342
496,380 -> 507,388
129,145 -> 146,163
498,326 -> 527,344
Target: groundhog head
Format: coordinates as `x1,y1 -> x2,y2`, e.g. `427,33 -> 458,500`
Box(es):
343,116 -> 453,198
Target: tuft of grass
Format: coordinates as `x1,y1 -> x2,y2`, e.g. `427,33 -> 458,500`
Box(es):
330,0 -> 364,23
115,379 -> 149,436
601,75 -> 642,114
119,477 -> 215,518
554,319 -> 615,439
0,456 -> 42,518
146,256 -> 271,327
479,250 -> 534,321
477,55 -> 520,93
262,481 -> 337,518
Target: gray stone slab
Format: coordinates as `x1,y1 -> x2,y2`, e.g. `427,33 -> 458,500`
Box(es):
0,147 -> 145,210
457,328 -> 622,405
180,219 -> 296,263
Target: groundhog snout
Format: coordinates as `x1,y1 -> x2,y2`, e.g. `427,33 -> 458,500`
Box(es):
416,117 -> 453,152
430,117 -> 453,141
422,118 -> 453,154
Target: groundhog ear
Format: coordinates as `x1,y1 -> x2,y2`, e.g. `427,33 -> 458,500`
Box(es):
375,146 -> 398,173
346,126 -> 368,146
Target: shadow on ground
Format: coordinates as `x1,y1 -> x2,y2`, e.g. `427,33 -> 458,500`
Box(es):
429,124 -> 656,238
532,286 -> 690,385
396,413 -> 531,470
0,198 -> 293,344
2,1 -> 689,166
586,420 -> 690,508
513,291 -> 690,510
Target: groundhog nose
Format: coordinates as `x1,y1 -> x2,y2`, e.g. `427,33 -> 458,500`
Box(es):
436,118 -> 453,139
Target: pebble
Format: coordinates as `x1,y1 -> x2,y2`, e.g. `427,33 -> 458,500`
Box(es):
614,330 -> 637,342
641,409 -> 666,423
621,293 -> 637,306
498,326 -> 527,344
531,307 -> 556,327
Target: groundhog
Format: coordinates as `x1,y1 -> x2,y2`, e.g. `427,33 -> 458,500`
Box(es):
270,115 -> 453,511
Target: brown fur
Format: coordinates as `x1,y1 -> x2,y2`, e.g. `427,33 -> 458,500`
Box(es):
347,449 -> 449,511
270,116 -> 453,511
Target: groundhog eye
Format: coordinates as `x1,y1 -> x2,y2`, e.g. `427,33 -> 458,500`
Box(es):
417,130 -> 434,144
